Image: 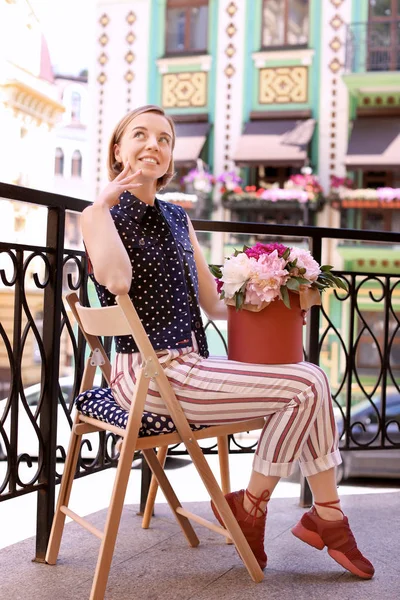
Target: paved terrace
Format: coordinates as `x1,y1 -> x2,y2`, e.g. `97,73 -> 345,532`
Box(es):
1,455 -> 399,600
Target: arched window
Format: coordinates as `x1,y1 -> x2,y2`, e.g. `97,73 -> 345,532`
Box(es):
71,150 -> 82,177
55,147 -> 64,176
71,91 -> 81,121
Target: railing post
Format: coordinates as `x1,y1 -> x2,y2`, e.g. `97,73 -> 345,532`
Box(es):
34,206 -> 65,561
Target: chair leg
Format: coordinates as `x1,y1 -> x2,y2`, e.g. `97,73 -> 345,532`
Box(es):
46,423 -> 83,564
217,436 -> 231,495
177,438 -> 264,582
141,445 -> 168,529
142,448 -> 199,548
217,436 -> 233,545
89,436 -> 140,600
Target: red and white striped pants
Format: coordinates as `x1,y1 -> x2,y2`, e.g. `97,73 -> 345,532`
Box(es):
111,346 -> 341,478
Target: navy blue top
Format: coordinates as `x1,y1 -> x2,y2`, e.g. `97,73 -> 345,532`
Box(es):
89,191 -> 209,358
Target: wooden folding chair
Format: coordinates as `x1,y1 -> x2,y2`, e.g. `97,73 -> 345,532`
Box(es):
45,292 -> 265,599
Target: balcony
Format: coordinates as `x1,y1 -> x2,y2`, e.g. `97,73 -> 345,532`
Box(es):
345,20 -> 400,73
0,182 -> 399,598
344,21 -> 400,96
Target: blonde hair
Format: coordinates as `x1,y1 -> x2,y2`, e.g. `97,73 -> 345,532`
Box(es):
107,105 -> 176,191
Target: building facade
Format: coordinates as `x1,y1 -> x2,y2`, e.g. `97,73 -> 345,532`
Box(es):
90,0 -> 400,263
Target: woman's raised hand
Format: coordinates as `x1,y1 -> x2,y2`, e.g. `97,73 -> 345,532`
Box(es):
95,163 -> 143,208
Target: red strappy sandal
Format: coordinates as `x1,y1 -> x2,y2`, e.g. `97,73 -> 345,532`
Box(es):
211,489 -> 270,570
291,499 -> 375,579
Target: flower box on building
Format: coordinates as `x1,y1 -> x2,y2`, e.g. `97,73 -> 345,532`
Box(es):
330,188 -> 400,210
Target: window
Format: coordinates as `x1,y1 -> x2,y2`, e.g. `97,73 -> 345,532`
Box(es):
262,0 -> 309,48
71,150 -> 82,177
71,91 -> 81,121
367,0 -> 400,70
55,147 -> 64,176
165,0 -> 208,54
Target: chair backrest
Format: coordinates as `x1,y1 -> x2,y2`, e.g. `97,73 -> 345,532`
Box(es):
66,292 -> 204,444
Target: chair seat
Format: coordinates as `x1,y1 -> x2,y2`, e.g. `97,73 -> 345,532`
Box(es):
75,387 -> 207,436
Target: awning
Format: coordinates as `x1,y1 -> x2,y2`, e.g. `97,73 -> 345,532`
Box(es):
233,119 -> 315,167
345,118 -> 400,169
173,122 -> 210,167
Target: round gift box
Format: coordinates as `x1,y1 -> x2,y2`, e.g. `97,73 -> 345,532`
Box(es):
227,293 -> 304,365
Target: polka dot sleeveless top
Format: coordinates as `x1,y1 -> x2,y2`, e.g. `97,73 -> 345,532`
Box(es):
88,191 -> 209,358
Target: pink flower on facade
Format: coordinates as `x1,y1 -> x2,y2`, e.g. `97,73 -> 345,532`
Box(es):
288,247 -> 320,282
244,251 -> 289,307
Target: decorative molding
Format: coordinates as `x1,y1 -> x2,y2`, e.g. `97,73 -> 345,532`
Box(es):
162,72 -> 207,108
325,5 -> 347,178
221,1 -> 239,170
156,54 -> 212,74
95,11 -> 110,194
252,48 -> 315,67
0,81 -> 64,127
259,67 -> 308,104
125,9 -> 137,112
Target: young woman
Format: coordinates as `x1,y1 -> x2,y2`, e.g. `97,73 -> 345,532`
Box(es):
81,104 -> 374,579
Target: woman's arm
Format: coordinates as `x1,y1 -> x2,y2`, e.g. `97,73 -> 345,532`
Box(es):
81,165 -> 142,296
187,217 -> 227,321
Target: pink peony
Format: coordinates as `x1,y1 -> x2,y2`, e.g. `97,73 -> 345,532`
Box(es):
288,247 -> 320,282
215,278 -> 223,294
244,242 -> 288,260
244,250 -> 289,307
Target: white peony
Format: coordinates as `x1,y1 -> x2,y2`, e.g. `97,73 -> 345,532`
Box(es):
288,247 -> 321,282
221,253 -> 253,298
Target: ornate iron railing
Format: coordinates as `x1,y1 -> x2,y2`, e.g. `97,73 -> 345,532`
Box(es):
345,20 -> 400,73
0,182 -> 399,560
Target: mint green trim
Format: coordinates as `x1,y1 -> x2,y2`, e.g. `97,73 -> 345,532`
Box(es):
165,106 -> 209,116
242,0 -> 261,123
260,58 -> 306,67
337,245 -> 400,275
343,72 -> 400,95
253,102 -> 312,111
166,63 -> 208,73
352,0 -> 369,23
147,0 -> 166,104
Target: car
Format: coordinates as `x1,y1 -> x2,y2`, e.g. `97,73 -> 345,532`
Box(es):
0,375 -> 102,462
334,393 -> 400,482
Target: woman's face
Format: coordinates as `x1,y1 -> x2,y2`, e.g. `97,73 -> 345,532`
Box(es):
114,111 -> 173,184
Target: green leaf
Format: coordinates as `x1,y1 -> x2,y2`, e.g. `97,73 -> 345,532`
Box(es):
281,285 -> 291,308
320,264 -> 334,272
282,248 -> 291,261
209,265 -> 222,278
286,278 -> 300,291
235,291 -> 244,310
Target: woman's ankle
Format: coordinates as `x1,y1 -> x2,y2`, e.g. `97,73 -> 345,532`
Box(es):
242,488 -> 270,517
314,504 -> 344,521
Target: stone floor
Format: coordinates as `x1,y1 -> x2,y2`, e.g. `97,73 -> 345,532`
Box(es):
1,456 -> 399,600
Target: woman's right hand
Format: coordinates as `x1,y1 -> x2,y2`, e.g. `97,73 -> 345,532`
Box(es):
95,163 -> 143,209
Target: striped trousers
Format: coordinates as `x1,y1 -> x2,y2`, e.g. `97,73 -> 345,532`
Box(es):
111,346 -> 341,478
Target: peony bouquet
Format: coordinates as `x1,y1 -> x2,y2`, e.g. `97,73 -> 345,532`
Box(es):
210,242 -> 347,312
